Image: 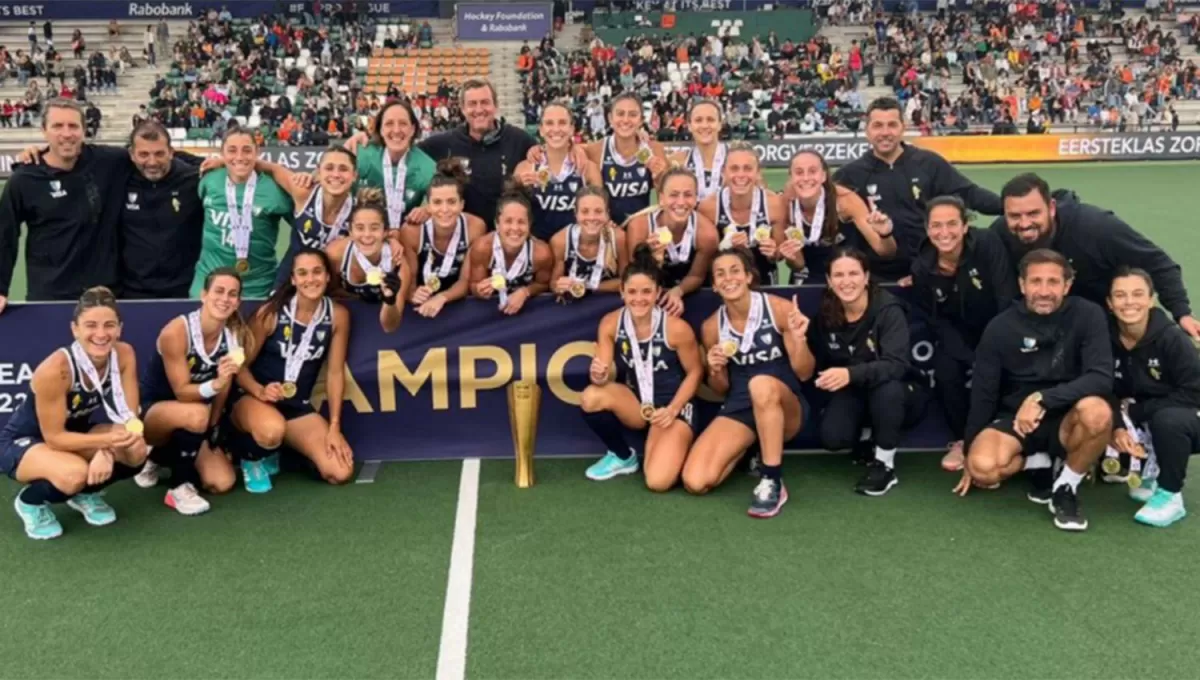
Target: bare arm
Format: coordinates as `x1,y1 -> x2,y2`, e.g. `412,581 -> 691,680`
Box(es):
666,316 -> 704,409
33,355 -> 111,453
326,303 -> 351,429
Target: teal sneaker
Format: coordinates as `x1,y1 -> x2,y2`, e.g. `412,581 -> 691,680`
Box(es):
241,459 -> 273,494
1129,478 -> 1158,503
1135,487 -> 1187,528
263,452 -> 281,477
66,493 -> 117,527
585,451 -> 639,481
13,492 -> 63,540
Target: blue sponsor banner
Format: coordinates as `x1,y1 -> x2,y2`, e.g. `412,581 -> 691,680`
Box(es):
0,287 -> 948,461
455,1 -> 553,41
0,0 -> 440,20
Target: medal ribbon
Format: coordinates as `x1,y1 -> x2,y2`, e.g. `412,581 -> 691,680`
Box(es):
225,172 -> 258,261
70,342 -> 133,424
717,291 -> 764,356
538,145 -> 575,183
186,310 -> 236,367
567,224 -> 608,291
658,211 -> 695,264
622,307 -> 661,407
381,150 -> 409,228
283,296 -> 329,386
491,236 -> 530,308
422,216 -> 464,284
693,143 -> 726,200
792,191 -> 827,246
720,187 -> 762,248
313,188 -> 354,246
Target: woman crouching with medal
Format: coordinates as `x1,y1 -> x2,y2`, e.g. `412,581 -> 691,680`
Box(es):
682,248 -> 815,519
134,268 -> 251,515
550,186 -> 627,300
400,158 -> 487,319
229,248 -> 353,494
0,288 -> 148,540
467,186 -> 554,316
579,244 -> 704,490
326,188 -> 410,333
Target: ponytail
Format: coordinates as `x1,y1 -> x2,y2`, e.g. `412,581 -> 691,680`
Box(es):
623,243 -> 663,288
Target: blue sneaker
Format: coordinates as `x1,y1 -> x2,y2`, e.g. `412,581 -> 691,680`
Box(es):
13,492 -> 63,540
263,452 -> 281,477
241,459 -> 273,494
585,451 -> 639,481
1135,487 -> 1187,528
66,493 -> 117,527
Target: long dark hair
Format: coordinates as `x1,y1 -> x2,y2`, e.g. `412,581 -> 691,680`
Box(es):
202,267 -> 252,349
259,247 -> 333,321
791,150 -> 840,246
623,243 -> 663,288
818,248 -> 880,329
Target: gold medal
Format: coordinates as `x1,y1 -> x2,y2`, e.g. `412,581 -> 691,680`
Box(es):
491,275 -> 507,291
635,147 -> 652,164
427,275 -> 441,293
754,227 -> 771,243
569,280 -> 586,298
281,382 -> 297,399
785,227 -> 804,241
366,270 -> 383,286
656,228 -> 673,245
124,417 -> 144,435
228,348 -> 246,367
235,258 -> 250,274
720,339 -> 738,357
1101,457 -> 1121,475
1127,472 -> 1143,489
640,404 -> 656,421
723,226 -> 737,238
536,166 -> 551,188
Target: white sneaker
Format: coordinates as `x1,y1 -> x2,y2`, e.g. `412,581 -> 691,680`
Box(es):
164,483 -> 211,516
134,460 -> 160,489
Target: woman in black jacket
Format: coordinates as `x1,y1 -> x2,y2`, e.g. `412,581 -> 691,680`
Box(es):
1108,268 -> 1200,528
810,248 -> 928,497
910,196 -> 1017,472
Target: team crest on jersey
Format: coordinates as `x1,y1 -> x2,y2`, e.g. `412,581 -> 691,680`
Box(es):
911,178 -> 921,200
461,159 -> 471,175
621,340 -> 629,355
608,166 -> 617,181
867,337 -> 876,354
283,325 -> 293,341
15,437 -> 31,448
317,330 -> 327,342
126,192 -> 140,210
71,393 -> 81,408
188,356 -> 196,368
49,180 -> 66,198
568,180 -> 579,192
828,334 -> 840,350
969,268 -> 983,290
304,219 -> 314,232
935,286 -> 947,303
1149,358 -> 1161,380
253,207 -> 263,217
653,344 -> 662,357
172,197 -> 181,212
1021,337 -> 1037,353
760,333 -> 772,346
637,167 -> 646,178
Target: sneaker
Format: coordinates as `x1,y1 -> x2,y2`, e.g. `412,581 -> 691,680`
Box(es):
263,452 -> 281,477
1026,468 -> 1053,505
941,441 -> 965,471
134,460 -> 160,488
1134,487 -> 1187,528
1050,485 -> 1088,531
584,451 -> 639,481
241,459 -> 273,494
855,460 -> 898,496
13,492 -> 63,540
1129,478 -> 1158,503
747,477 -> 788,518
66,493 -> 117,527
165,483 -> 211,516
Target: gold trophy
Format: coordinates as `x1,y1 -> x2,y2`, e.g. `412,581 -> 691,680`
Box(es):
507,380 -> 542,488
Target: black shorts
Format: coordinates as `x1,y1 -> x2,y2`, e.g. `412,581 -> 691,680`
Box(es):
720,394 -> 810,436
986,410 -> 1068,457
0,435 -> 39,479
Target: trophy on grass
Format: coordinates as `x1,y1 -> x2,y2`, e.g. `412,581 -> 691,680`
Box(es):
507,380 -> 542,488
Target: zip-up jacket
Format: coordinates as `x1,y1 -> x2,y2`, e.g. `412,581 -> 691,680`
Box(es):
808,287 -> 918,387
1111,307 -> 1200,425
121,156 -> 204,299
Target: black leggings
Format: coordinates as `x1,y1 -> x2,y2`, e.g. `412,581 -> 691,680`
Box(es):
1145,407 -> 1200,493
820,379 -> 928,452
933,351 -> 971,441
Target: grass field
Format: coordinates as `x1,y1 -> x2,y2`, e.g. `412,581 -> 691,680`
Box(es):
3,162 -> 1200,679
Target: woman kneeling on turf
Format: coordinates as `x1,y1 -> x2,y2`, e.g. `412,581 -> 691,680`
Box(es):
0,288 -> 148,540
136,268 -> 250,514
1107,268 -> 1200,528
580,244 -> 704,489
229,248 -> 354,492
682,248 -> 815,518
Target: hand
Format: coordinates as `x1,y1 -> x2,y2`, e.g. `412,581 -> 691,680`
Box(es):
291,172 -> 315,191
325,428 -> 353,467
553,276 -> 574,295
650,404 -> 678,429
87,449 -> 114,486
897,275 -> 914,288
589,357 -> 611,385
107,427 -> 140,450
778,239 -> 804,266
706,343 -> 729,371
1179,315 -> 1200,342
417,294 -> 447,318
411,285 -> 432,305
647,233 -> 668,262
199,155 -> 224,174
502,288 -> 529,315
758,236 -> 778,259
517,168 -> 540,187
729,230 -> 749,249
647,155 -> 668,177
15,144 -> 42,165
815,367 -> 851,391
1112,428 -> 1140,456
0,295 -> 7,315
379,279 -> 396,302
474,277 -> 495,299
571,145 -> 590,172
787,294 -> 810,339
953,469 -> 973,497
260,382 -> 285,403
405,206 -> 430,225
1012,395 -> 1045,437
867,209 -> 893,236
343,130 -> 369,153
525,145 -> 546,165
213,356 -> 239,389
659,287 -> 684,317
388,239 -> 405,268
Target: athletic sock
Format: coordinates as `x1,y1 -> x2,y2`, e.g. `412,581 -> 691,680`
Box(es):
1024,452 -> 1052,470
582,410 -> 632,460
19,479 -> 71,505
1053,465 -> 1085,493
875,447 -> 896,469
82,463 -> 141,494
759,464 -> 782,481
171,429 -> 206,457
229,428 -> 277,463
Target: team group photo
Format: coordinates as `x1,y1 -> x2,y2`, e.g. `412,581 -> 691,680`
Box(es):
1,0 -> 1199,677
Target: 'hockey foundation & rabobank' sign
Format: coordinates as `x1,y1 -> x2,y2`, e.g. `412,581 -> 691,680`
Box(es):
455,2 -> 553,41
0,0 -> 441,19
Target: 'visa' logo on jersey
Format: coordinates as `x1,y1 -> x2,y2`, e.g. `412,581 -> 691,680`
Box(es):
606,181 -> 650,198
536,194 -> 576,212
276,343 -> 327,362
731,346 -> 783,366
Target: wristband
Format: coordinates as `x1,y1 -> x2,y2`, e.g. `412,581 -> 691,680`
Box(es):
198,380 -> 217,399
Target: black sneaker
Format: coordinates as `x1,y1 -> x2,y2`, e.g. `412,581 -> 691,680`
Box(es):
855,460 -> 898,496
1050,485 -> 1088,531
747,477 -> 787,518
851,439 -> 874,466
1026,468 -> 1053,505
